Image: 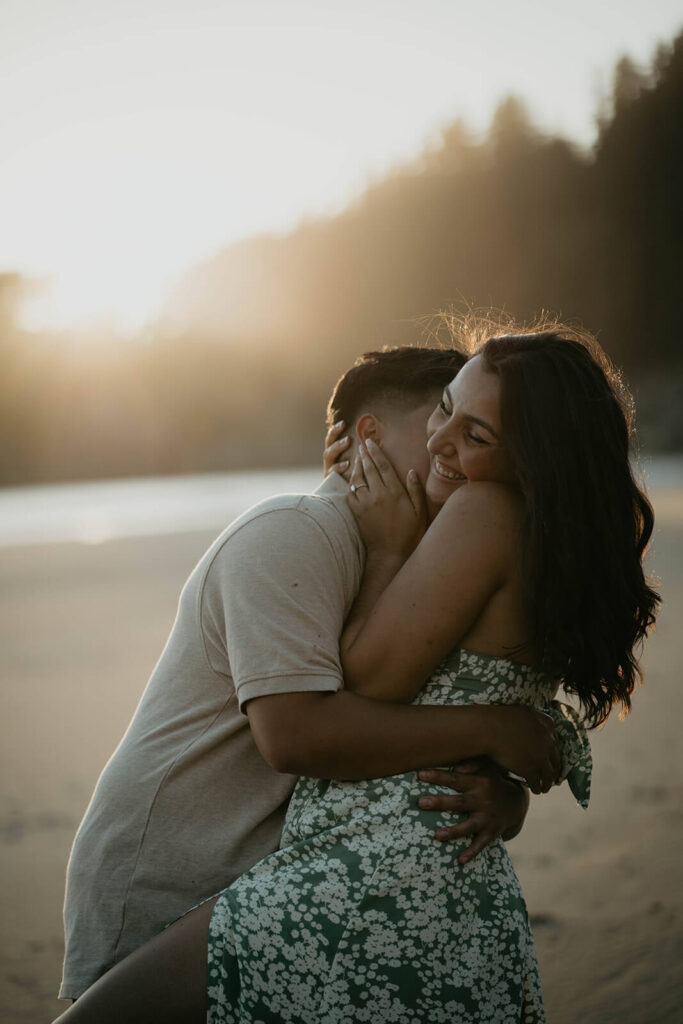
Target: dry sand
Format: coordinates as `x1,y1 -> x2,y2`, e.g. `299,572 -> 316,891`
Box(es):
1,490 -> 681,1023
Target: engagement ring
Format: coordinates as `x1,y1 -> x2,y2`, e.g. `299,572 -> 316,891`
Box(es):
349,483 -> 368,493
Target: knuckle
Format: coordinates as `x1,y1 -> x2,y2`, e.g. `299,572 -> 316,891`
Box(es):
441,827 -> 465,841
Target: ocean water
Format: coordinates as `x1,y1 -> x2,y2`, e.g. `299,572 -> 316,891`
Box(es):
0,468 -> 321,547
0,456 -> 680,547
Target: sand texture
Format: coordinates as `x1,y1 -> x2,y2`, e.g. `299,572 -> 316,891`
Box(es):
1,490 -> 681,1023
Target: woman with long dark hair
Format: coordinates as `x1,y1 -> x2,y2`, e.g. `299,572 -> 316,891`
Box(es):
54,327 -> 658,1024
341,330 -> 656,729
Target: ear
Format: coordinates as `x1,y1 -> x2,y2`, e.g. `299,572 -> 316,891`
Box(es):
355,413 -> 384,446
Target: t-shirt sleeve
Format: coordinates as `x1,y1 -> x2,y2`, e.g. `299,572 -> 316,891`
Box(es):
201,506 -> 349,711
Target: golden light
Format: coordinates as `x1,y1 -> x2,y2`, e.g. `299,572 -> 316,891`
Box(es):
4,1 -> 681,339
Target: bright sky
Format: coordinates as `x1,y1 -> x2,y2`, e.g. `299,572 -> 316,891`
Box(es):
2,0 -> 681,332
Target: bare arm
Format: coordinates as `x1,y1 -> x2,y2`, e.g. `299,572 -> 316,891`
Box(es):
246,687 -> 560,793
341,440 -> 522,702
214,486 -> 558,793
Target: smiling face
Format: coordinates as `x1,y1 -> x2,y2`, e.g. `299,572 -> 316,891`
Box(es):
425,354 -> 516,506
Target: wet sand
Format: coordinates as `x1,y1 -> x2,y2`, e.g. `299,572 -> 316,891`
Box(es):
0,490 -> 681,1023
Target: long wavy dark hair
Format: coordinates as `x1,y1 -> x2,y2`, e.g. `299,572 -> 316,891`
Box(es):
479,330 -> 659,727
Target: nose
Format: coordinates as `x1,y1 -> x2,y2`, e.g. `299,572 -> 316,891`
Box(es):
427,421 -> 456,457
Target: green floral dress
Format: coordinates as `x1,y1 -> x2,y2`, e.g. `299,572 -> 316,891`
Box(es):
207,649 -> 591,1023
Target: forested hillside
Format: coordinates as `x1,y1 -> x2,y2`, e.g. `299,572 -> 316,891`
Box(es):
2,32 -> 681,484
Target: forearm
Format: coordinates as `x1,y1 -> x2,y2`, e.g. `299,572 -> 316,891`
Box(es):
248,689 -> 501,780
340,550 -> 404,681
340,550 -> 423,702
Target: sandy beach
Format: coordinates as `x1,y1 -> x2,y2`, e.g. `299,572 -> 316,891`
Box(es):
1,485 -> 681,1023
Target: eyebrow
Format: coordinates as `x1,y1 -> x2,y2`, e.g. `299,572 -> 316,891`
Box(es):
443,387 -> 499,439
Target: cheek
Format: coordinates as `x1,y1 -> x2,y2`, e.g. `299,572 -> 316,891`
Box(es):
461,447 -> 500,479
410,443 -> 432,481
425,410 -> 440,439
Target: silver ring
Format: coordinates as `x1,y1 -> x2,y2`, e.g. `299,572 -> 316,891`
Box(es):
349,483 -> 368,494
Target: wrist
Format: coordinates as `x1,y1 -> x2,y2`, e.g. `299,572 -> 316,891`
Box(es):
468,704 -> 504,761
364,547 -> 407,573
501,779 -> 529,840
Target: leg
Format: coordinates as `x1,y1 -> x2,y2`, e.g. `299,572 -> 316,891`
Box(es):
52,896 -> 218,1024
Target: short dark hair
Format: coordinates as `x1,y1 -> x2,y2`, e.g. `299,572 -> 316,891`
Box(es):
326,346 -> 466,428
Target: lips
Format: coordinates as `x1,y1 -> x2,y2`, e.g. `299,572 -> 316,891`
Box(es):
433,457 -> 466,482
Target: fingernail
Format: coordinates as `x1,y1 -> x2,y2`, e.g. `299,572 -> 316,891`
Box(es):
339,436 -> 349,445
419,797 -> 436,809
408,468 -> 417,481
435,829 -> 450,840
335,420 -> 345,429
358,443 -> 366,454
417,770 -> 435,780
338,460 -> 349,471
366,438 -> 376,449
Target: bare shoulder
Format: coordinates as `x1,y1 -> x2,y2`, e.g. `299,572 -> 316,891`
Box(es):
417,482 -> 523,585
438,481 -> 524,531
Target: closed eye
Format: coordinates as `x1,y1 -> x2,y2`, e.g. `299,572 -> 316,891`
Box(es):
465,430 -> 488,445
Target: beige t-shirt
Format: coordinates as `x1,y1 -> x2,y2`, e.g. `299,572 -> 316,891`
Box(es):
60,474 -> 363,998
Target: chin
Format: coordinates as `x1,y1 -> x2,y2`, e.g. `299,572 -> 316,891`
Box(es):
425,485 -> 446,506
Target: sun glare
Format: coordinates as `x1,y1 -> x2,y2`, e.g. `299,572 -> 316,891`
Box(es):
10,107 -> 356,339
5,0 -> 682,344
20,263 -> 168,337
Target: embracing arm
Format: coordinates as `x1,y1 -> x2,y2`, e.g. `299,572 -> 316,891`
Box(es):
246,688 -> 559,793
208,495 -> 558,793
341,443 -> 522,702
